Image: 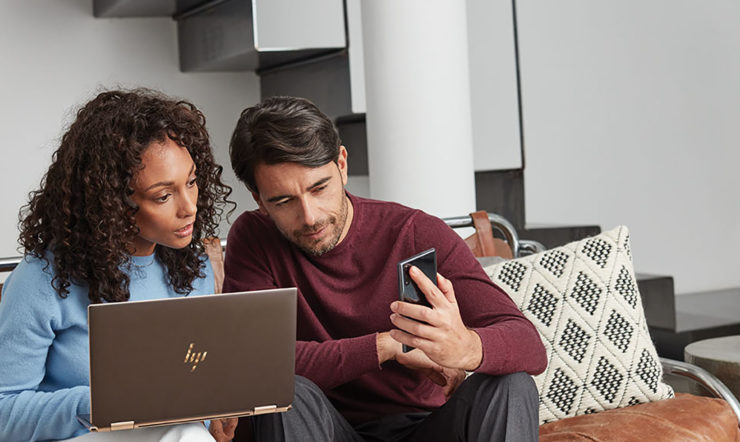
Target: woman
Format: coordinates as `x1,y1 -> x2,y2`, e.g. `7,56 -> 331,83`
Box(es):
0,89 -> 234,441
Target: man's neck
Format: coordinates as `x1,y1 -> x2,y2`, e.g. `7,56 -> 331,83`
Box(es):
336,193 -> 355,246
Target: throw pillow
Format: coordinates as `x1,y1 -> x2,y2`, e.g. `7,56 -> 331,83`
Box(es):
481,226 -> 674,424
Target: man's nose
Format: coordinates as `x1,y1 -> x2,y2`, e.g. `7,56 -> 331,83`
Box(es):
299,197 -> 317,226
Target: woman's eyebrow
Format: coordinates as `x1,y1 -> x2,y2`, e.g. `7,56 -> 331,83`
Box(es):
144,163 -> 195,191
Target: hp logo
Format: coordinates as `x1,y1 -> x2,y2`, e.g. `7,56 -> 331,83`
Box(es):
184,343 -> 207,372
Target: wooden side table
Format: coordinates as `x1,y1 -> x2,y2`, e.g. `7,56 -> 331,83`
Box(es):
684,335 -> 740,399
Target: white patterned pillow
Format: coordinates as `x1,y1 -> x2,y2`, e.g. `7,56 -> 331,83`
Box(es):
482,226 -> 674,424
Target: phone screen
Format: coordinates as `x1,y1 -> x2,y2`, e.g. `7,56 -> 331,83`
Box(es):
397,248 -> 437,352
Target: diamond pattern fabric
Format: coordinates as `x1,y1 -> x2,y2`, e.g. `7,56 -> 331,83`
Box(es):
482,226 -> 673,424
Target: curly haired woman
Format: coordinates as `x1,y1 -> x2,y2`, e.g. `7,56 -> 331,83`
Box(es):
0,89 -> 235,441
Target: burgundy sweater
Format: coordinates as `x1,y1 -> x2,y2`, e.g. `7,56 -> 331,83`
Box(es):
223,194 -> 546,424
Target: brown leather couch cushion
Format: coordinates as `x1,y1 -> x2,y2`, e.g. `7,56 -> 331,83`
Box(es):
539,393 -> 739,441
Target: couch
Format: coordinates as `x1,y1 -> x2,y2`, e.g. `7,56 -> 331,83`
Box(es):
2,230 -> 737,440
449,211 -> 740,441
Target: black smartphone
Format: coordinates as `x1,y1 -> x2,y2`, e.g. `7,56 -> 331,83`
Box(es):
397,248 -> 437,352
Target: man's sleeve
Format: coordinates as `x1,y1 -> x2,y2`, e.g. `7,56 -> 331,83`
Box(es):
223,214 -> 383,389
414,214 -> 547,375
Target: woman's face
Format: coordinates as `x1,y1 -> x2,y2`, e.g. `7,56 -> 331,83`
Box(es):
130,137 -> 198,256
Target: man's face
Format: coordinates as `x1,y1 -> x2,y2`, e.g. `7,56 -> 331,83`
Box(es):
253,146 -> 352,256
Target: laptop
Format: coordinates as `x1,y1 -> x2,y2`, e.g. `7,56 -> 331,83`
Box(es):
79,288 -> 297,432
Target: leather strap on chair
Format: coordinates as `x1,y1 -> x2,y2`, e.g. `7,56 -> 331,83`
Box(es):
463,211 -> 514,259
202,237 -> 224,294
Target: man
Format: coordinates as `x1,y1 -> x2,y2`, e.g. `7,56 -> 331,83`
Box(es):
224,96 -> 547,441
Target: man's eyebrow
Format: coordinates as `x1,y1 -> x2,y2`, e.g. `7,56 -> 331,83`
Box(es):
144,163 -> 195,191
308,177 -> 332,190
265,176 -> 332,203
266,193 -> 292,203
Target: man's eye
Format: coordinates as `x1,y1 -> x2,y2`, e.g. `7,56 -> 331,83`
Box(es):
313,185 -> 328,193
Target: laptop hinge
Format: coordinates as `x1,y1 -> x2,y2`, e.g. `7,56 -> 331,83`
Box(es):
253,405 -> 277,415
111,421 -> 135,431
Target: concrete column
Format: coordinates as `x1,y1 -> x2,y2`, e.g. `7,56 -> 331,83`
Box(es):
361,0 -> 476,218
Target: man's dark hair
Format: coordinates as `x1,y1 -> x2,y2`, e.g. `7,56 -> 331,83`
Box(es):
230,96 -> 342,192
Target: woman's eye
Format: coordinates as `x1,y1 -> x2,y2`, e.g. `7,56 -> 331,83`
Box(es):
188,177 -> 197,187
156,194 -> 172,203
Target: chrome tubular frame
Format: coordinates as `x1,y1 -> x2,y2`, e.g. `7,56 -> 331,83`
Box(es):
661,357 -> 740,425
0,238 -> 228,274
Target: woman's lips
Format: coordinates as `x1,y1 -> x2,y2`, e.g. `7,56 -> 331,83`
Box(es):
175,223 -> 194,238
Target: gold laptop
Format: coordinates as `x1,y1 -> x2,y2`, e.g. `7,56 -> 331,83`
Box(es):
80,288 -> 296,432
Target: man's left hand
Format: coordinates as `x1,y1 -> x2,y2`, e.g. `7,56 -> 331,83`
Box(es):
389,267 -> 483,371
395,348 -> 466,399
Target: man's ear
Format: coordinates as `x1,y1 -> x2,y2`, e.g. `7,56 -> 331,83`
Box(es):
251,191 -> 269,216
337,145 -> 349,186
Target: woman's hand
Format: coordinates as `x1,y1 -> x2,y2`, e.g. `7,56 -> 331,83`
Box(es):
209,417 -> 238,442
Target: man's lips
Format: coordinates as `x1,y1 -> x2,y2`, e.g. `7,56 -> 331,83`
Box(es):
175,223 -> 194,237
301,225 -> 327,240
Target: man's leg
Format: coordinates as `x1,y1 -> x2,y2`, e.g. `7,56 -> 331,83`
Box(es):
353,412 -> 429,442
409,372 -> 539,442
251,376 -> 363,442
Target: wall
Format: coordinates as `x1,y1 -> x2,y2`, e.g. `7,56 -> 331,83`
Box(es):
518,1 -> 740,294
467,0 -> 522,171
0,0 -> 260,262
345,0 -> 522,173
2,1 -> 737,295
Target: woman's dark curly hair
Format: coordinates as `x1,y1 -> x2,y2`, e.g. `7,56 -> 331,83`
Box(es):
19,88 -> 233,303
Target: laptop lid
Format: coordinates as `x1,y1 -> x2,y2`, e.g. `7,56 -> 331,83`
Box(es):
86,288 -> 296,431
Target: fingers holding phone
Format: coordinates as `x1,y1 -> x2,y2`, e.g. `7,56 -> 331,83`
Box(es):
397,249 -> 436,352
392,250 -> 483,371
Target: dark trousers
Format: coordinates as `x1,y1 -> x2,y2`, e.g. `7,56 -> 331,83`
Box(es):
252,373 -> 539,442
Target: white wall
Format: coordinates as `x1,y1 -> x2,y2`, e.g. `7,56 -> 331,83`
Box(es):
345,0 -> 522,173
518,1 -> 740,294
4,1 -> 737,296
467,0 -> 522,171
0,0 -> 260,261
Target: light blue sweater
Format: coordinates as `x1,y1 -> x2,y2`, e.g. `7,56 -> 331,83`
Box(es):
0,252 -> 214,442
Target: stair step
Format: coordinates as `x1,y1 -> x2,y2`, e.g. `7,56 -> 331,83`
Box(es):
637,273 -> 676,330
336,115 -> 369,176
519,225 -> 601,249
261,52 -> 353,119
648,287 -> 740,360
93,0 -> 181,17
675,287 -> 740,333
474,170 -> 525,229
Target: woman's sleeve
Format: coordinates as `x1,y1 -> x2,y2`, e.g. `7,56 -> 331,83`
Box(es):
0,261 -> 90,441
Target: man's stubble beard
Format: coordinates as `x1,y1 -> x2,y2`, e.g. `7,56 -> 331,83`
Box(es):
288,195 -> 349,257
